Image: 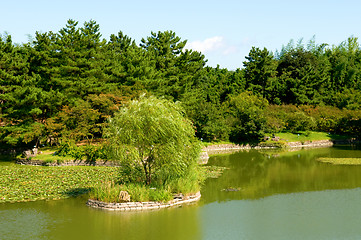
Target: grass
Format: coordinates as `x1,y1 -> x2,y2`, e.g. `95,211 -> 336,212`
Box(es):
15,147 -> 74,164
89,165 -> 228,203
273,131 -> 349,142
0,165 -> 119,203
317,157 -> 361,165
89,182 -> 173,203
30,151 -> 73,163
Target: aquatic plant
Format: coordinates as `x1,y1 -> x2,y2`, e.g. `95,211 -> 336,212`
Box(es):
317,157 -> 361,165
0,166 -> 118,203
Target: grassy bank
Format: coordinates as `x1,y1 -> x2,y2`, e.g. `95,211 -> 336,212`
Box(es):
274,131 -> 348,142
29,150 -> 74,164
258,131 -> 352,148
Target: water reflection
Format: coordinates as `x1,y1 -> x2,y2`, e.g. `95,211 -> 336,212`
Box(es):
202,146 -> 361,203
0,195 -> 201,240
0,207 -> 52,239
200,188 -> 361,240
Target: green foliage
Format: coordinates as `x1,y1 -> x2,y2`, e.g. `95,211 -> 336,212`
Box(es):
105,95 -> 201,185
56,141 -> 76,156
276,42 -> 331,105
285,111 -> 316,133
228,92 -> 268,142
140,30 -> 206,100
243,47 -> 277,99
265,105 -> 318,133
2,20 -> 361,147
163,163 -> 203,194
180,66 -> 244,141
89,182 -> 173,203
56,141 -> 106,162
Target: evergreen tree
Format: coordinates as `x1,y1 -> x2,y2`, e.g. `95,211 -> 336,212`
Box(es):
243,47 -> 277,100
140,31 -> 206,100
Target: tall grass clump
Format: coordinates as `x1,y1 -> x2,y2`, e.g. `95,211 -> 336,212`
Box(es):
89,181 -> 173,202
165,164 -> 204,195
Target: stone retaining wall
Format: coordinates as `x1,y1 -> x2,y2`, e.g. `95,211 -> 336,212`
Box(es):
287,140 -> 334,148
203,144 -> 248,152
202,144 -> 247,156
86,191 -> 201,211
199,151 -> 209,164
202,140 -> 342,152
199,140 -> 343,163
16,158 -> 120,166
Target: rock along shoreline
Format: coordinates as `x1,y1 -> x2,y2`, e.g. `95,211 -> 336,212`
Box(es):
86,191 -> 201,211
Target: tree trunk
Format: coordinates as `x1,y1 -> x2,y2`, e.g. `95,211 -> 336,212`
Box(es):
143,162 -> 150,185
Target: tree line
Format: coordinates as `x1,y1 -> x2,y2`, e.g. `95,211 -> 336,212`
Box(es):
1,19 -> 361,148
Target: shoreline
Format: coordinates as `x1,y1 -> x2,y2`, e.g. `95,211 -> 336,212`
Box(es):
14,138 -> 358,166
16,158 -> 120,167
86,191 -> 201,211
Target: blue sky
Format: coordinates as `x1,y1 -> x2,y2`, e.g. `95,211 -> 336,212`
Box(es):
1,0 -> 361,69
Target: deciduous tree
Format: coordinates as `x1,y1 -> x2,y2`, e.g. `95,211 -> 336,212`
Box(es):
104,95 -> 201,185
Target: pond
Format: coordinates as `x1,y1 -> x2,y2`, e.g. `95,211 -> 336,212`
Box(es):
1,146 -> 361,240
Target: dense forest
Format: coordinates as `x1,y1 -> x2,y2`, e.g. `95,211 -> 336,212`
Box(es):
1,19 -> 361,148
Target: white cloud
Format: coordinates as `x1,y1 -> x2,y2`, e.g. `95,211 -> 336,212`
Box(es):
186,36 -> 240,57
186,36 -> 224,53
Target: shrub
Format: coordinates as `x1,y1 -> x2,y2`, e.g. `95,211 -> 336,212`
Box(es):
56,141 -> 107,162
227,92 -> 268,142
285,111 -> 316,133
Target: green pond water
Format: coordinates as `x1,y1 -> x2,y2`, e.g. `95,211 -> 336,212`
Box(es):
2,146 -> 361,240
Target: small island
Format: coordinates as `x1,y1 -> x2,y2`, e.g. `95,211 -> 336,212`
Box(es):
85,95 -> 204,207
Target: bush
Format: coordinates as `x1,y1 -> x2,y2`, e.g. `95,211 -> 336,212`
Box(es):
285,111 -> 316,133
228,92 -> 268,142
310,106 -> 343,132
56,141 -> 76,156
265,105 -> 317,133
56,141 -> 107,162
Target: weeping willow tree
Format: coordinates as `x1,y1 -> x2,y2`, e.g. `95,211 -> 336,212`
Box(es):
104,95 -> 201,187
